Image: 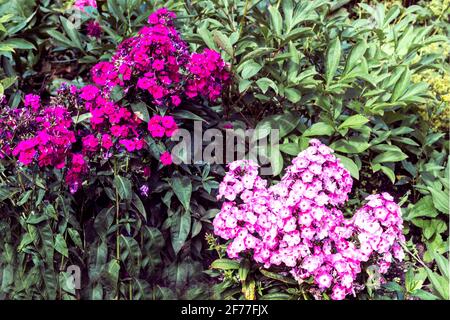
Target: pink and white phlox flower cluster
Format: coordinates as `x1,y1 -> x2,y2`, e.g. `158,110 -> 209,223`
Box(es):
213,139 -> 405,300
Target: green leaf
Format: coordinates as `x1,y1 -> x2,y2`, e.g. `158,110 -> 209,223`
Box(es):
372,151 -> 408,164
411,289 -> 439,300
254,112 -> 300,141
68,228 -> 83,248
427,186 -> 449,215
279,143 -> 301,156
106,259 -> 120,293
425,267 -> 449,300
336,154 -> 359,180
171,174 -> 192,211
391,66 -> 410,102
268,5 -> 283,37
54,234 -> 69,258
260,269 -> 298,284
239,259 -> 251,282
131,102 -> 150,122
110,85 -> 125,102
72,112 -> 92,124
325,37 -> 341,86
432,252 -> 449,279
60,16 -> 83,50
173,110 -> 207,123
343,40 -> 367,74
256,78 -> 278,94
170,210 -> 191,255
1,38 -> 36,50
303,122 -> 334,137
212,30 -> 233,56
283,87 -> 301,103
241,60 -> 262,79
114,175 -> 132,200
26,212 -> 48,225
380,165 -> 395,184
47,29 -> 74,48
17,190 -> 32,206
132,192 -> 146,219
407,196 -> 438,220
330,139 -> 370,154
269,147 -> 284,176
338,115 -> 369,130
120,235 -> 142,277
211,259 -> 240,270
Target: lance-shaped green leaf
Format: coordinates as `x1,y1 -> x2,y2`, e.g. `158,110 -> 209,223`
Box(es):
114,175 -> 132,200
171,173 -> 192,211
325,37 -> 341,86
211,259 -> 240,270
170,209 -> 191,255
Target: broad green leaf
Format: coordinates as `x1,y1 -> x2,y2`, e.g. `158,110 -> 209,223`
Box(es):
268,5 -> 283,37
283,87 -> 301,103
60,16 -> 83,50
114,175 -> 132,200
254,112 -> 300,141
391,66 -> 410,102
425,267 -> 449,300
407,196 -> 438,220
54,234 -> 69,258
279,143 -> 301,156
343,40 -> 367,74
170,210 -> 191,255
336,154 -> 359,180
256,78 -> 278,94
380,165 -> 395,184
260,269 -> 298,284
325,37 -> 341,86
1,38 -> 35,50
131,102 -> 150,122
171,174 -> 192,211
211,259 -> 240,270
372,150 -> 408,164
241,61 -> 262,79
331,139 -> 370,154
213,30 -> 233,56
338,115 -> 369,130
303,122 -> 334,136
427,186 -> 449,215
269,147 -> 284,176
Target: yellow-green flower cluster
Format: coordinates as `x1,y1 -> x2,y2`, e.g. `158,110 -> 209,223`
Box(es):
422,0 -> 450,17
412,69 -> 450,131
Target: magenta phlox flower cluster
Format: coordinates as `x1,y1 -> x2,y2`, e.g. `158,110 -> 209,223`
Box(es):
12,102 -> 75,168
89,8 -> 228,107
213,139 -> 405,300
0,95 -> 41,159
3,8 -> 229,193
186,49 -> 230,101
79,86 -> 145,155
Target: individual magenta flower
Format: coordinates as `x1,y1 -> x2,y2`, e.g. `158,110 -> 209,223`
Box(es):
82,134 -> 99,152
160,151 -> 172,166
148,115 -> 178,138
140,184 -> 149,197
86,20 -> 102,38
80,85 -> 100,101
24,94 -> 41,111
74,0 -> 97,12
66,153 -> 88,194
